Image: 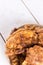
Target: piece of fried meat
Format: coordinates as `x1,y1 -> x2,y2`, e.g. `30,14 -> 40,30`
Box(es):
22,45 -> 43,65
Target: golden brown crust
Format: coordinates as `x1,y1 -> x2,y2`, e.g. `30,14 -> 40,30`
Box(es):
5,24 -> 43,65
22,45 -> 43,65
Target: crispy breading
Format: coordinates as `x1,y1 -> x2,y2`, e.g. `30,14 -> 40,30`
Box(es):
5,24 -> 43,65
22,45 -> 43,65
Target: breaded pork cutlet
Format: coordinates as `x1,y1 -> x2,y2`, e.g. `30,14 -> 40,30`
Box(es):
5,24 -> 43,65
22,45 -> 43,65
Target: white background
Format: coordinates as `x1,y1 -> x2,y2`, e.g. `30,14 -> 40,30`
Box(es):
0,0 -> 43,65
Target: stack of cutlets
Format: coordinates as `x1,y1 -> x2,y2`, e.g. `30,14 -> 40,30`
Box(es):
5,24 -> 43,65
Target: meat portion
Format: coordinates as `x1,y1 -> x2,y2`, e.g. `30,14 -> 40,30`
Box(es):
6,27 -> 38,54
22,45 -> 43,65
5,24 -> 43,65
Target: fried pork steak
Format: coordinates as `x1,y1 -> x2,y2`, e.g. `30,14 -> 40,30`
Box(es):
22,45 -> 43,65
5,24 -> 43,65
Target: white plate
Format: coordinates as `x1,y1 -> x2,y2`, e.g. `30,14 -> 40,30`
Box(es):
0,0 -> 43,65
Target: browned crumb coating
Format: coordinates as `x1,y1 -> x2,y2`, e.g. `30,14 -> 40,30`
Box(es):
22,45 -> 43,65
5,24 -> 43,65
